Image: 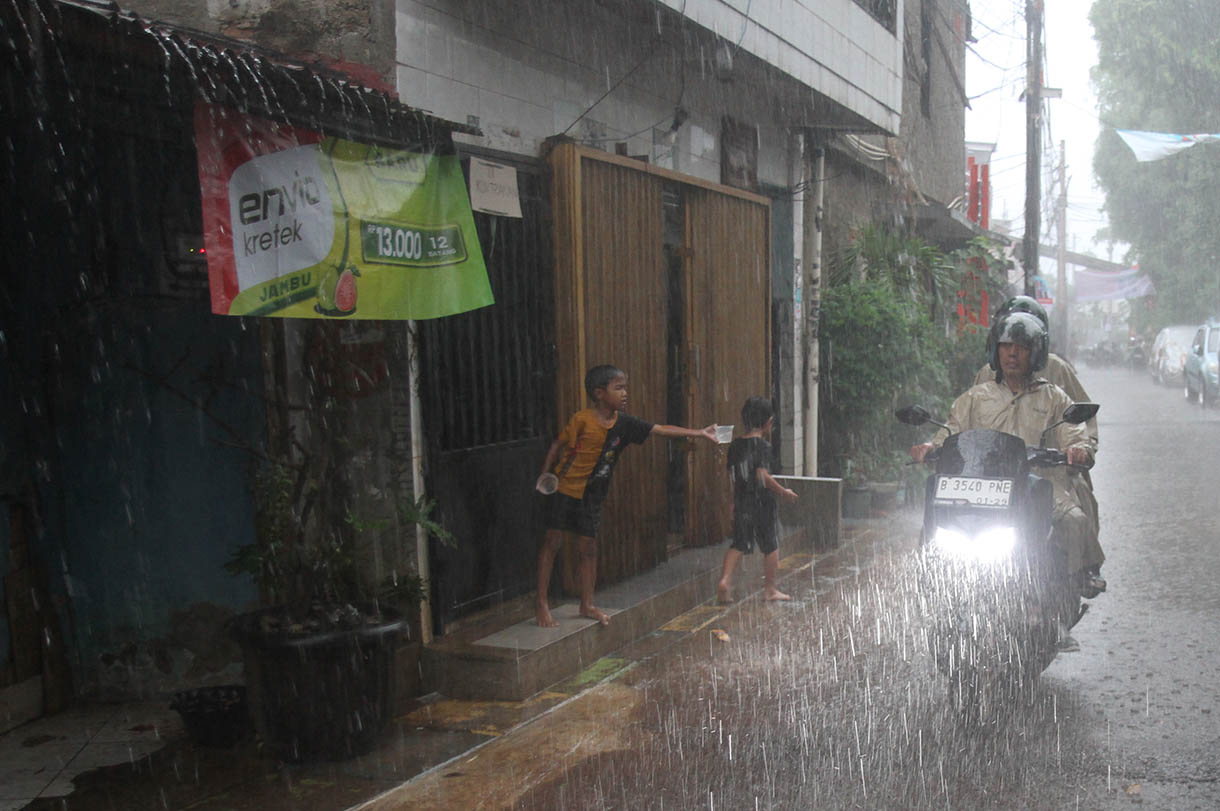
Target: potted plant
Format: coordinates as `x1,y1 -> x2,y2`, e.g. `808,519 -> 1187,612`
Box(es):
224,451 -> 452,762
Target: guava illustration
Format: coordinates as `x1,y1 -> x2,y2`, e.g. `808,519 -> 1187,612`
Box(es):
314,265 -> 358,316
334,268 -> 357,313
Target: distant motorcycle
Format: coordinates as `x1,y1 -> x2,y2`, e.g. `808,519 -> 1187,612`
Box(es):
1085,339 -> 1122,367
897,402 -> 1099,716
1127,337 -> 1147,372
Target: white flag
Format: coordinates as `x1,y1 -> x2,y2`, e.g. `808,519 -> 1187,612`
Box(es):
1115,129 -> 1220,162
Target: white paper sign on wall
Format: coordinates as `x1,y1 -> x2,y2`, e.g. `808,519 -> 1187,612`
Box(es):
468,158 -> 522,218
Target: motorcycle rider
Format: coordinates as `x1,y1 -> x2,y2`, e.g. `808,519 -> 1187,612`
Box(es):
971,295 -> 1105,598
911,313 -> 1100,647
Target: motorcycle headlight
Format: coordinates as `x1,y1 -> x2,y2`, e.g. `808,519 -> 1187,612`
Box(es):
930,525 -> 1016,563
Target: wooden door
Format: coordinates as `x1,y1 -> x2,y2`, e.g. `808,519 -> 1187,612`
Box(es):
684,189 -> 771,546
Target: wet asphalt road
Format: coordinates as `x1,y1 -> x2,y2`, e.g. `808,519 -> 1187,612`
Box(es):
377,365 -> 1220,810
1046,363 -> 1220,808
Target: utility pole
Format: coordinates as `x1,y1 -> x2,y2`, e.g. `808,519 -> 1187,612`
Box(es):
1023,0 -> 1043,297
1056,140 -> 1068,354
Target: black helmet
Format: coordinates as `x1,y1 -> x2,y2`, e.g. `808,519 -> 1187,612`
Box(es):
987,295 -> 1050,362
989,311 -> 1049,373
995,295 -> 1048,328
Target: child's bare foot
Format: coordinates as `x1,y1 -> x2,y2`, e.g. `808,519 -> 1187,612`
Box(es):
764,588 -> 792,601
535,604 -> 560,628
717,581 -> 734,604
579,605 -> 610,626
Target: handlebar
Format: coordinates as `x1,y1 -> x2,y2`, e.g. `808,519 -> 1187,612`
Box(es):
1028,447 -> 1094,471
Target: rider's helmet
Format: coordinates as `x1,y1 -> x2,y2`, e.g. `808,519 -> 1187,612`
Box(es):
989,311 -> 1049,373
986,295 -> 1050,367
995,294 -> 1049,328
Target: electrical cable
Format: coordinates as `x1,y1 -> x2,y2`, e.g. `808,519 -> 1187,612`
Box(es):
560,37 -> 671,137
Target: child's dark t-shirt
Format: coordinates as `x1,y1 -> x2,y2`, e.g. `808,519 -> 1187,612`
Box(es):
552,409 -> 654,507
727,436 -> 777,531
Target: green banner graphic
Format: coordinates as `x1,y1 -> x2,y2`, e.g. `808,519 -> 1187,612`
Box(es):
197,104 -> 494,320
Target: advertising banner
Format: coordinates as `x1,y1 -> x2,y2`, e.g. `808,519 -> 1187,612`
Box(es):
195,102 -> 493,319
1075,267 -> 1156,302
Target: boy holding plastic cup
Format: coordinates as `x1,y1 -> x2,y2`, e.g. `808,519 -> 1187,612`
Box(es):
534,364 -> 718,627
717,396 -> 798,603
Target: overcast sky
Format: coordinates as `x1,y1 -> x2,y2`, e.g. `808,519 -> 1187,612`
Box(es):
964,0 -> 1117,263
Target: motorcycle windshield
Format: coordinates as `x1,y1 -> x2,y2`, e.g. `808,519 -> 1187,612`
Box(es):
935,429 -> 1027,478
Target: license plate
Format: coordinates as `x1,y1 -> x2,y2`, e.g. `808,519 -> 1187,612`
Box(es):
934,476 -> 1013,507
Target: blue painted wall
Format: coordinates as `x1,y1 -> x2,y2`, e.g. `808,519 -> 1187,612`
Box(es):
51,307 -> 262,666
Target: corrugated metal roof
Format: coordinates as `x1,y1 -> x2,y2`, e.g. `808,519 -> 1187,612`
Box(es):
44,0 -> 480,144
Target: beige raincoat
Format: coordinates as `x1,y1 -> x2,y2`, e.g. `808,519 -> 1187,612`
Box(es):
932,377 -> 1103,573
974,353 -> 1102,564
973,353 -> 1097,450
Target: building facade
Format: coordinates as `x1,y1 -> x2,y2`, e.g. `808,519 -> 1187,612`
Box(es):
0,0 -> 975,707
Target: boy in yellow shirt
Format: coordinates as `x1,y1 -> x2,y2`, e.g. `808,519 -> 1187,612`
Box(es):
534,364 -> 716,627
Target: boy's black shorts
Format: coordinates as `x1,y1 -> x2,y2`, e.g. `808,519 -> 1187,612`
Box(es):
544,492 -> 602,539
729,511 -> 779,555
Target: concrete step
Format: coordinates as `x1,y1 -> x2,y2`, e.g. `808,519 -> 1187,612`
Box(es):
420,543 -> 728,701
419,478 -> 839,697
422,476 -> 843,702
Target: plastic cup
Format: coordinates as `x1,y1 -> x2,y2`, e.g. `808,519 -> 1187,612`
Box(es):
715,424 -> 734,444
537,472 -> 559,494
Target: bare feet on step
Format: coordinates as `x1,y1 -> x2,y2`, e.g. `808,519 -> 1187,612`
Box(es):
579,605 -> 611,626
764,588 -> 792,601
535,604 -> 560,628
717,581 -> 734,604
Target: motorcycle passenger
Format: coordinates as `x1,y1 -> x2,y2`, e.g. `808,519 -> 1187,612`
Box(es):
971,295 -> 1105,598
911,313 -> 1100,638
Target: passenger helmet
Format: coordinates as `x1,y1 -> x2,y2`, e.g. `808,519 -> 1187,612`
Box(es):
989,311 -> 1049,373
995,294 -> 1049,328
987,295 -> 1050,365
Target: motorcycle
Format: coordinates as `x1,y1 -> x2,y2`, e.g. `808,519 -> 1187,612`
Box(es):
896,401 -> 1099,715
1084,339 -> 1123,367
1127,336 -> 1148,372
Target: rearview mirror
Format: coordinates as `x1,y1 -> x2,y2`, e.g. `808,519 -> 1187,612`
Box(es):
895,405 -> 931,426
1062,402 -> 1099,424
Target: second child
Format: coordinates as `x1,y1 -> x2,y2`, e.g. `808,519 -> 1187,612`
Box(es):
717,396 -> 799,603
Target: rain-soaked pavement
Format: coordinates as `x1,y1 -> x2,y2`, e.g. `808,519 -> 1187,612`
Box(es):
11,364 -> 1220,810
368,364 -> 1220,810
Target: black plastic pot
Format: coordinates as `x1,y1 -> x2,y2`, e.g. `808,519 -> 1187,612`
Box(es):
169,685 -> 251,747
228,604 -> 405,762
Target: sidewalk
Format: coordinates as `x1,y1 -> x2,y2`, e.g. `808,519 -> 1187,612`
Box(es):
4,507 -> 920,810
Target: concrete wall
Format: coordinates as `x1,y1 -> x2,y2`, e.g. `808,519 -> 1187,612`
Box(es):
897,0 -> 970,206
653,0 -> 903,134
120,0 -> 397,88
393,0 -> 883,186
818,0 -> 970,266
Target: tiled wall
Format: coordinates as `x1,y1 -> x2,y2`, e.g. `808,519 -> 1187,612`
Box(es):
394,0 -> 900,187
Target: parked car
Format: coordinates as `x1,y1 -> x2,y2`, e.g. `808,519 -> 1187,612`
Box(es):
1149,325 -> 1196,386
1183,320 -> 1220,405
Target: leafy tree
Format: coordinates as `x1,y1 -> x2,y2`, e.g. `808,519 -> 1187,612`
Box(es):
1091,0 -> 1220,329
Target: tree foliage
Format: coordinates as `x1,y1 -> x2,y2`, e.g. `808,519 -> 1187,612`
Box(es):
1090,0 -> 1220,328
818,227 -> 1008,485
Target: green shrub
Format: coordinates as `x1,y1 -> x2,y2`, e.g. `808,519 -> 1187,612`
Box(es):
818,228 -> 1010,486
819,277 -> 950,484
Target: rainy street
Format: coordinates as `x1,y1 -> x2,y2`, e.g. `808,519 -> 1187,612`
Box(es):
378,363 -> 1220,810
8,2 -> 1220,809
